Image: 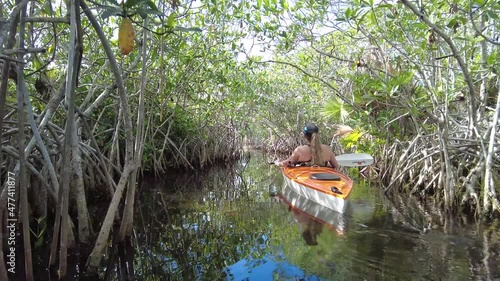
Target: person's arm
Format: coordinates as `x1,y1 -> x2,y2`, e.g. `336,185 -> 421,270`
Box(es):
275,147 -> 301,166
329,151 -> 340,170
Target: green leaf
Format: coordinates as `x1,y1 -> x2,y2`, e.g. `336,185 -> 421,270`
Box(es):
41,1 -> 52,15
398,71 -> 414,85
486,53 -> 497,65
137,8 -> 164,19
493,65 -> 500,74
473,36 -> 485,43
101,6 -> 121,20
447,18 -> 457,28
167,13 -> 176,27
137,8 -> 147,19
345,8 -> 352,19
33,59 -> 41,69
124,0 -> 137,8
474,0 -> 486,5
342,130 -> 363,148
147,0 -> 158,10
150,47 -> 158,62
135,0 -> 152,6
280,0 -> 289,9
359,0 -> 370,7
376,3 -> 393,8
486,10 -> 499,20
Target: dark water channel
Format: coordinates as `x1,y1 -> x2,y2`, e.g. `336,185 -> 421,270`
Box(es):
124,152 -> 500,281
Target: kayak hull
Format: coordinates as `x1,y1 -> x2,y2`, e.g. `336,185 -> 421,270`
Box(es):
281,166 -> 353,214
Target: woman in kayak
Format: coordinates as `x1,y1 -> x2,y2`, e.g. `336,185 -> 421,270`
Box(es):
274,124 -> 340,169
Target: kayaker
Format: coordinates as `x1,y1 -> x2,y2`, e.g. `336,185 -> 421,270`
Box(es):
289,206 -> 324,246
274,124 -> 340,169
301,220 -> 323,246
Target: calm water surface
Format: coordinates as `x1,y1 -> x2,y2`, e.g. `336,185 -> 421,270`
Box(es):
129,152 -> 500,281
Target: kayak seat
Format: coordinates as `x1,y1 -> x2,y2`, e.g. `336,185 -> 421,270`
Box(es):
310,173 -> 341,181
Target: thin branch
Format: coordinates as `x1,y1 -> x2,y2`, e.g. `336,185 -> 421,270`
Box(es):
247,55 -> 362,111
0,54 -> 25,63
2,47 -> 46,55
25,16 -> 69,24
310,44 -> 355,64
400,0 -> 477,126
468,3 -> 500,46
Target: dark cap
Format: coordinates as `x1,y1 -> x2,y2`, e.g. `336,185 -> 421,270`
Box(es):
303,124 -> 319,135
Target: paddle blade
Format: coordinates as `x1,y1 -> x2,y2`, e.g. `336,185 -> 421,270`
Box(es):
335,153 -> 374,167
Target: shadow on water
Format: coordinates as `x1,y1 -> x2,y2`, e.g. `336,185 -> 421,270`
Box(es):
102,151 -> 499,281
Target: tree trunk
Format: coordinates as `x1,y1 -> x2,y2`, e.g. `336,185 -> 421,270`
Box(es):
119,20 -> 148,240
0,7 -> 20,278
78,110 -> 115,198
0,0 -> 29,48
31,174 -> 47,219
16,3 -> 33,280
24,85 -> 65,197
109,107 -> 122,172
81,0 -> 136,271
483,79 -> 500,213
477,14 -> 488,121
71,125 -> 91,243
0,0 -> 21,194
0,210 -> 8,281
58,0 -> 82,277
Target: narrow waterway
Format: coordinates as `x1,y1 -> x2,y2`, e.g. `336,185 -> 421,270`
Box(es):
117,152 -> 499,280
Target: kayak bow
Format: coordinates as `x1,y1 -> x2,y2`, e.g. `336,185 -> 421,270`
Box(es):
280,166 -> 353,214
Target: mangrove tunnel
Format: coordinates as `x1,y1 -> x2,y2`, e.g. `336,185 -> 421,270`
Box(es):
0,0 -> 499,280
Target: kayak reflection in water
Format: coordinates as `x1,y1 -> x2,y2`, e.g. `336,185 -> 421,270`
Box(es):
274,124 -> 340,169
281,186 -> 346,245
289,205 -> 325,246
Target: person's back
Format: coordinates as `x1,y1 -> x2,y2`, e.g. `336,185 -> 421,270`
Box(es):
318,144 -> 336,166
292,144 -> 334,166
275,124 -> 339,169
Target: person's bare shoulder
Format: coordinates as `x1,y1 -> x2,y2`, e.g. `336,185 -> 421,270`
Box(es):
320,144 -> 334,153
291,145 -> 307,154
297,145 -> 310,151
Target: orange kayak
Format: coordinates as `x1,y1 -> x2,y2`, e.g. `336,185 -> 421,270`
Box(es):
281,166 -> 353,213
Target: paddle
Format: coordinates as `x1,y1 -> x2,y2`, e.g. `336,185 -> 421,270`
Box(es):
335,153 -> 374,167
270,153 -> 374,167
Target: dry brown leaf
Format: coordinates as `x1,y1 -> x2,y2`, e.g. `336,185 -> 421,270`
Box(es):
333,125 -> 353,137
118,18 -> 135,56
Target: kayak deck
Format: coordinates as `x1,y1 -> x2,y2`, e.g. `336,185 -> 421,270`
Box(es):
281,166 -> 353,200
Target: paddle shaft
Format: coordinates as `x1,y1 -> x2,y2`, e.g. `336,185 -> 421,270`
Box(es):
271,153 -> 374,167
335,153 -> 374,167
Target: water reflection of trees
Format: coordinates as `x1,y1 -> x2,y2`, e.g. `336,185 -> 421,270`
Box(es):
325,182 -> 500,280
103,156 -> 499,281
121,160 -> 278,280
271,180 -> 500,280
